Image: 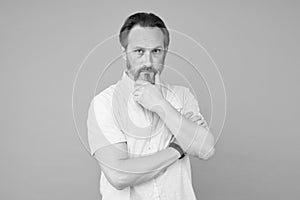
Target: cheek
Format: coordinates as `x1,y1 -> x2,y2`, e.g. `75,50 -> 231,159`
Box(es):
128,57 -> 142,71
153,57 -> 165,69
133,60 -> 143,69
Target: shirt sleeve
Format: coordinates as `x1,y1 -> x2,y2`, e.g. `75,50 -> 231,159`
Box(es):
182,87 -> 208,128
87,94 -> 127,156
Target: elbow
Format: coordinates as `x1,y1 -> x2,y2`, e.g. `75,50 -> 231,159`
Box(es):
201,147 -> 215,161
112,182 -> 127,191
199,133 -> 216,160
107,174 -> 129,190
100,169 -> 129,190
97,160 -> 130,190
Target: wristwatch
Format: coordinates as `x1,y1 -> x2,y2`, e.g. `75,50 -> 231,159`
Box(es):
169,142 -> 185,159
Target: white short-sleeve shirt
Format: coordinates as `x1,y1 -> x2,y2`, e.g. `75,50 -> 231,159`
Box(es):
87,71 -> 207,200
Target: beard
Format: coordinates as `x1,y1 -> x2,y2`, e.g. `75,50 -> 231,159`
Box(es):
126,62 -> 159,84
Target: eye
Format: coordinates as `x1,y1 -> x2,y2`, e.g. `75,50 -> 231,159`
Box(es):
135,49 -> 144,55
152,49 -> 162,54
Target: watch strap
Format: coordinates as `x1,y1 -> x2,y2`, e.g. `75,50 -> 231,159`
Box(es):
169,142 -> 185,159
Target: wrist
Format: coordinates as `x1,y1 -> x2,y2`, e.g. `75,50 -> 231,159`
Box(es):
169,142 -> 185,160
168,146 -> 181,159
153,99 -> 169,117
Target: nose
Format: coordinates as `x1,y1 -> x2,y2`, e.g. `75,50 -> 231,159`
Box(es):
143,51 -> 153,67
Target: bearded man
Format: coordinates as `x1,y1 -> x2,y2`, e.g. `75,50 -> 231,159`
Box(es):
87,12 -> 215,200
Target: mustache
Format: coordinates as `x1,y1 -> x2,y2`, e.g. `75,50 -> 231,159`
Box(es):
134,67 -> 158,81
137,67 -> 158,74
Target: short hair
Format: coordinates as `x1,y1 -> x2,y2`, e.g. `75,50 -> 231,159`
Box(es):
119,12 -> 170,49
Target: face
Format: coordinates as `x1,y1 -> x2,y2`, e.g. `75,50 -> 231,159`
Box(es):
122,25 -> 167,84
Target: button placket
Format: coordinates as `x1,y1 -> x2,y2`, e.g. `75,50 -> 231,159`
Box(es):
153,178 -> 161,199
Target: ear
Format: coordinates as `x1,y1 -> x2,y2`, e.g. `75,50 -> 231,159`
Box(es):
162,47 -> 168,62
121,46 -> 127,61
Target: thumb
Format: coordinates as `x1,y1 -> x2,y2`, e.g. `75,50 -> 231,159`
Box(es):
155,72 -> 164,96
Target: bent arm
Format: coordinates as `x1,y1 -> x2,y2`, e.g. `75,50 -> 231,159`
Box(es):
154,100 -> 215,160
94,142 -> 180,190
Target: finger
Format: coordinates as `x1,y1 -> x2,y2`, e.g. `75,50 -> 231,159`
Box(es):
133,84 -> 145,93
155,73 -> 164,95
134,82 -> 150,93
133,89 -> 142,96
194,119 -> 206,126
135,80 -> 149,87
199,121 -> 206,126
133,94 -> 140,102
184,112 -> 193,118
193,114 -> 203,120
132,91 -> 142,101
191,115 -> 202,122
155,73 -> 161,86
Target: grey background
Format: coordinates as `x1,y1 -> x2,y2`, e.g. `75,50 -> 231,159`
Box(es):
1,0 -> 299,199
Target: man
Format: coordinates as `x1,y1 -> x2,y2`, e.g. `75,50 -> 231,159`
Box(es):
87,12 -> 215,200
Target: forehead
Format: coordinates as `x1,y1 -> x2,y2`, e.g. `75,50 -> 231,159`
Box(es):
127,25 -> 164,49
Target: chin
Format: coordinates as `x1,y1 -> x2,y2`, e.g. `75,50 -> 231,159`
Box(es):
137,73 -> 155,84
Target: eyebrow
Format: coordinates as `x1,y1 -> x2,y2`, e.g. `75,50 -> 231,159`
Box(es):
133,45 -> 164,49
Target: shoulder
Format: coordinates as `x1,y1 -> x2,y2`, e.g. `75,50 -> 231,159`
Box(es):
92,83 -> 117,106
86,83 -> 119,118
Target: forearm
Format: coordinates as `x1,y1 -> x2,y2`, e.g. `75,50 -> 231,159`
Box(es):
111,147 -> 180,189
155,100 -> 215,159
118,165 -> 165,188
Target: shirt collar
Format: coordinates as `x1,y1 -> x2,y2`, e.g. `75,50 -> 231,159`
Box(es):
121,70 -> 135,92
